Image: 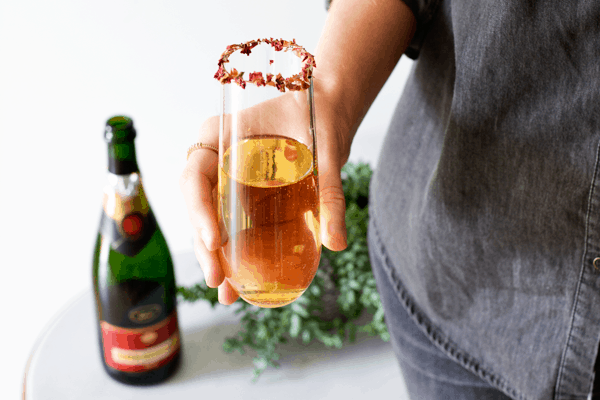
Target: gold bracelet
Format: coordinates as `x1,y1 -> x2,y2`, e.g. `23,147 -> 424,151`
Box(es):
186,142 -> 219,160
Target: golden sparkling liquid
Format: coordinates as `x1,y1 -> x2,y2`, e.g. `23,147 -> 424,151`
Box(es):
218,135 -> 321,308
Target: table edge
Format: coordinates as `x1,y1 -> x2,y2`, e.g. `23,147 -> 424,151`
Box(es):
22,289 -> 90,400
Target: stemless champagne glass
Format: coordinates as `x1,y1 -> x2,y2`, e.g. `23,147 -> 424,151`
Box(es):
216,39 -> 320,308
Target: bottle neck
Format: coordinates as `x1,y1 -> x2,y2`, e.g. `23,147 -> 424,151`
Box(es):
107,141 -> 139,175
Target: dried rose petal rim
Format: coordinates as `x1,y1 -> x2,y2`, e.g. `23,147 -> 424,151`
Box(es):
214,38 -> 316,92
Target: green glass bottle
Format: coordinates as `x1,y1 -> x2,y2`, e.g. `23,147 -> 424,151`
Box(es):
92,116 -> 181,385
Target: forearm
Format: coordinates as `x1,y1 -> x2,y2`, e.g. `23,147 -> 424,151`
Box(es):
313,0 -> 416,159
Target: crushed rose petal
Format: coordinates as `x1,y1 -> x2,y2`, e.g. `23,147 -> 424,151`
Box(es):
248,72 -> 266,87
214,38 -> 315,91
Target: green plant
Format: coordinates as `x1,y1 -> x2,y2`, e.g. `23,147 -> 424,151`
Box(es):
177,162 -> 388,379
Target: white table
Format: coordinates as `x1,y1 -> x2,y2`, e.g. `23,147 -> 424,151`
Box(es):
23,252 -> 408,399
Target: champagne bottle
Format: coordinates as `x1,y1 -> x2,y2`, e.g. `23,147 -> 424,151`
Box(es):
92,116 -> 181,385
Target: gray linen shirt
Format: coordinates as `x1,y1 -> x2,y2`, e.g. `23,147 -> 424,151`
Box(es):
370,0 -> 600,399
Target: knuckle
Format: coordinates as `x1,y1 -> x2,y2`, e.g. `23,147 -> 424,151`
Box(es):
199,115 -> 220,138
320,185 -> 346,204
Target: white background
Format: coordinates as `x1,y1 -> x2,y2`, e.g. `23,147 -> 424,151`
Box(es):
0,1 -> 412,398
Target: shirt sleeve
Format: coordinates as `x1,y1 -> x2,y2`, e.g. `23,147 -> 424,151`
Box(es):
400,0 -> 442,59
325,0 -> 442,60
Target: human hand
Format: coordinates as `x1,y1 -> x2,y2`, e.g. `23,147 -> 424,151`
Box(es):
180,85 -> 350,305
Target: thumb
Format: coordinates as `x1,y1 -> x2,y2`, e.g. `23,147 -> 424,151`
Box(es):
319,168 -> 348,251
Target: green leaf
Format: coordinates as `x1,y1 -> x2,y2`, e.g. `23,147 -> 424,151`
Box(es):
302,329 -> 312,344
256,323 -> 268,340
253,357 -> 268,371
309,284 -> 321,296
348,322 -> 357,343
374,307 -> 385,322
332,335 -> 343,349
289,314 -> 302,338
321,336 -> 334,347
291,302 -> 309,318
341,290 -> 356,309
348,279 -> 361,290
223,338 -> 244,354
176,283 -> 219,307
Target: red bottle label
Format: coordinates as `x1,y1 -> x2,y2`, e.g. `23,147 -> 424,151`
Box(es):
100,311 -> 180,373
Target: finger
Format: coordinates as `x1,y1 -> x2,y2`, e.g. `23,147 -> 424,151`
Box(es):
218,279 -> 239,305
179,148 -> 221,251
193,233 -> 224,288
319,168 -> 348,251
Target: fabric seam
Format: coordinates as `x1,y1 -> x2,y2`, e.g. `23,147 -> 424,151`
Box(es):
395,351 -> 503,388
554,137 -> 600,400
369,213 -> 527,400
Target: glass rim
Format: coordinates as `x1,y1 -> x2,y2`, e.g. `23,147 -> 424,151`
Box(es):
214,38 -> 316,92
